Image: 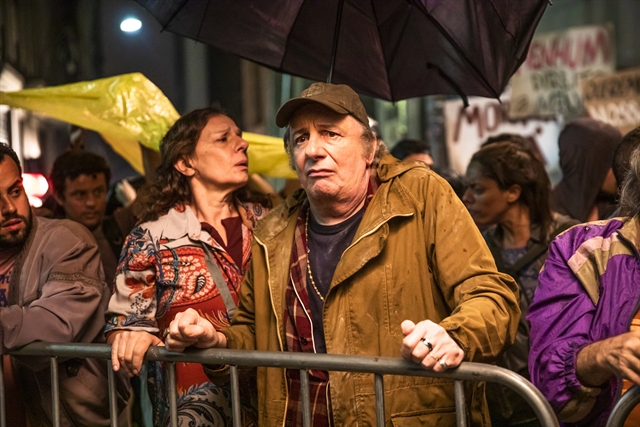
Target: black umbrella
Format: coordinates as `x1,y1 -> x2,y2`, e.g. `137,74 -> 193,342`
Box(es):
136,0 -> 547,103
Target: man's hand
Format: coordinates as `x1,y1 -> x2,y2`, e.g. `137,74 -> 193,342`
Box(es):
108,330 -> 163,377
165,308 -> 227,352
400,319 -> 465,372
577,330 -> 640,387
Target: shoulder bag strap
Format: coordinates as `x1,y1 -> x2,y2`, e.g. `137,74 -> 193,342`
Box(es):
486,235 -> 507,273
506,220 -> 576,277
200,242 -> 237,320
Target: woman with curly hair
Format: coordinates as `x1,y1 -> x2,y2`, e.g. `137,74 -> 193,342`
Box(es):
105,107 -> 269,426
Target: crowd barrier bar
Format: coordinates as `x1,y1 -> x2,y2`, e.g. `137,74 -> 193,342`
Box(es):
607,384 -> 640,427
2,342 -> 560,427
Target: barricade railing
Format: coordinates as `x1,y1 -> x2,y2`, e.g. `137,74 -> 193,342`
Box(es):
3,342 -> 560,427
607,385 -> 640,427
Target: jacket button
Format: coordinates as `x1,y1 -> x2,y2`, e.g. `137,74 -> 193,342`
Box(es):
300,337 -> 308,346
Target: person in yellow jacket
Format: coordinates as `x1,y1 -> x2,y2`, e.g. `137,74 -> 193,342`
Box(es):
165,83 -> 520,426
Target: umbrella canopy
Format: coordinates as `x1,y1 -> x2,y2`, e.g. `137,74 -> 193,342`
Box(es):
136,0 -> 547,103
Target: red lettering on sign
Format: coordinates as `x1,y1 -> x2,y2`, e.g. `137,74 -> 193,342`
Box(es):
522,28 -> 610,72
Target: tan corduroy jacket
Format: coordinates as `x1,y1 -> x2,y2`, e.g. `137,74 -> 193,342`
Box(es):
220,154 -> 520,427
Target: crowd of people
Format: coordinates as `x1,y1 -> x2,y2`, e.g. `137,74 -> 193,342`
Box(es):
1,80 -> 640,427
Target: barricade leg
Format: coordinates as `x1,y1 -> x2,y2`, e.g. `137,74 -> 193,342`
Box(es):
300,369 -> 311,427
50,356 -> 60,427
108,364 -> 118,427
374,374 -> 385,427
0,356 -> 5,427
230,365 -> 241,427
454,380 -> 467,427
167,362 -> 178,427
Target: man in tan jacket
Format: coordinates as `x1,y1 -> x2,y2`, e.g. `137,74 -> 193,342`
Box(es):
165,83 -> 520,426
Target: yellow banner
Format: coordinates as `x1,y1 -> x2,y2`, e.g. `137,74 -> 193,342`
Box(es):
0,73 -> 296,178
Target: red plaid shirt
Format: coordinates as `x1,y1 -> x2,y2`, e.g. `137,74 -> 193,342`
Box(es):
284,175 -> 379,426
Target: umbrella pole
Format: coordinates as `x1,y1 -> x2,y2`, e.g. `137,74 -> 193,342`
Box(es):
327,0 -> 345,84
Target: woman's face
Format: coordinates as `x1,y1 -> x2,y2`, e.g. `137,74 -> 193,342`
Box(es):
186,114 -> 249,192
463,162 -> 512,226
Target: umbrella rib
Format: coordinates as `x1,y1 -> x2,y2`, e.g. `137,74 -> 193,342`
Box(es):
369,0 -> 396,101
194,0 -> 212,43
421,6 -> 500,99
426,63 -> 469,107
161,0 -> 191,31
488,0 -> 525,76
489,1 -> 517,44
327,0 -> 345,83
278,1 -> 308,70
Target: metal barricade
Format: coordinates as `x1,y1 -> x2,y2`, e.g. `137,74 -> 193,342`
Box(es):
607,385 -> 640,427
2,342 -> 560,427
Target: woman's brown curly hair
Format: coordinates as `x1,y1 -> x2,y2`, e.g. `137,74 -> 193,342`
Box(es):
139,107 -> 269,223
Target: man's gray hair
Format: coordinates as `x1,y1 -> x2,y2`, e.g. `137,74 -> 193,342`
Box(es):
283,118 -> 387,170
620,144 -> 640,217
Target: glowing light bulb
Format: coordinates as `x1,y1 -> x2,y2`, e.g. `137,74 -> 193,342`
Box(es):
120,18 -> 142,32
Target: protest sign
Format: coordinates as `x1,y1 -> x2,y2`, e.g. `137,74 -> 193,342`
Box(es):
444,96 -> 562,184
582,68 -> 640,135
509,25 -> 615,119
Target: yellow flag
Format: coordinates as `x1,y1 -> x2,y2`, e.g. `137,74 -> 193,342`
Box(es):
0,72 -> 296,178
0,73 -> 178,174
245,132 -> 297,179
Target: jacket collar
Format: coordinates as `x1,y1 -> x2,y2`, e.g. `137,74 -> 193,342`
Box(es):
145,202 -> 254,244
617,216 -> 640,253
143,204 -> 207,242
487,222 -> 545,247
376,152 -> 425,182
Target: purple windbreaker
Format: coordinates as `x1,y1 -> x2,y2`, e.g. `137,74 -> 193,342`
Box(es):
528,217 -> 640,426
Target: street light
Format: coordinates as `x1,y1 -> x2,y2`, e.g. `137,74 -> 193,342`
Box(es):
120,18 -> 142,33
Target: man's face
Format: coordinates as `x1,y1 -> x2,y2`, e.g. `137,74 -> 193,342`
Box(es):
55,173 -> 107,231
0,158 -> 32,250
289,104 -> 375,204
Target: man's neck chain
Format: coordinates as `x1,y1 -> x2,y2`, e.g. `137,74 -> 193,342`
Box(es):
305,209 -> 326,303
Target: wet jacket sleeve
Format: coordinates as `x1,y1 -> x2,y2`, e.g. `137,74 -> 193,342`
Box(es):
220,264 -> 257,351
527,234 -> 604,424
0,222 -> 107,353
105,226 -> 160,335
427,177 -> 521,363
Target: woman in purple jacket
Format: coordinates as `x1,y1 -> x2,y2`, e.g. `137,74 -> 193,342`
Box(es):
528,128 -> 640,426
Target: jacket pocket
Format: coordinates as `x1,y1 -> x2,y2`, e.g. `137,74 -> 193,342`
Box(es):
391,409 -> 456,426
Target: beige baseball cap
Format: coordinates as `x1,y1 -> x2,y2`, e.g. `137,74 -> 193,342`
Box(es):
275,82 -> 370,128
